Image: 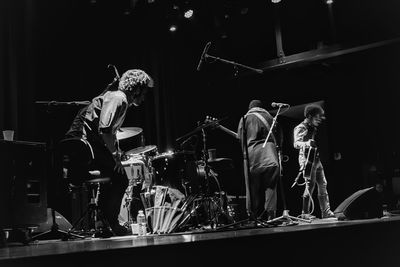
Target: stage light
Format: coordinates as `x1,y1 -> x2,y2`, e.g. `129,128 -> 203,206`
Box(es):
326,0 -> 333,4
169,24 -> 178,32
271,0 -> 281,3
184,9 -> 194,19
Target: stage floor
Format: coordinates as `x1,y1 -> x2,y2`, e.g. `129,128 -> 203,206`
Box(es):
1,215 -> 400,266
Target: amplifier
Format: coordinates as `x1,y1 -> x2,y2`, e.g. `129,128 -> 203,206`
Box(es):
0,140 -> 48,228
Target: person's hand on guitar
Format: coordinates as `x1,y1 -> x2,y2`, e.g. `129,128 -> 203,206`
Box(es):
305,139 -> 316,148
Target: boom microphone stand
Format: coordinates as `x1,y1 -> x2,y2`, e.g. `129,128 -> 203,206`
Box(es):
260,105 -> 311,225
196,41 -> 263,75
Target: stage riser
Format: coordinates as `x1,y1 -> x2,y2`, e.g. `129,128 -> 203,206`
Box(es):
2,218 -> 400,267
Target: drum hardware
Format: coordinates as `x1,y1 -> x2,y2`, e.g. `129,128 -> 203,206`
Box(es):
175,117 -> 227,144
173,122 -> 233,230
119,186 -> 134,228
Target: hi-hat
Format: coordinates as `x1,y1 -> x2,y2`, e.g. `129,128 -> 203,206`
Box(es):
116,127 -> 143,140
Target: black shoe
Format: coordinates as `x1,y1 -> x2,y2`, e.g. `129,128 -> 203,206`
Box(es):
94,227 -> 114,238
322,210 -> 336,219
110,224 -> 129,236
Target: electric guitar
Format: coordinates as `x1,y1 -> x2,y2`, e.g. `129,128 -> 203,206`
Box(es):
302,140 -> 318,180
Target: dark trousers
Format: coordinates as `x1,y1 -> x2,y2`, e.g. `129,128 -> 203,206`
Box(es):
90,141 -> 128,226
63,136 -> 128,227
244,160 -> 280,218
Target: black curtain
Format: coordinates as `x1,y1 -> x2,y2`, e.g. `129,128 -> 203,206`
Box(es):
2,0 -> 400,217
0,0 -> 38,141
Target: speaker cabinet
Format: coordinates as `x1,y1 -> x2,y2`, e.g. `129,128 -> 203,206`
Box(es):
334,187 -> 383,220
0,140 -> 48,228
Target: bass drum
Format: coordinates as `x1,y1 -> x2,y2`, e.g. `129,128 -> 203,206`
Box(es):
151,151 -> 200,195
186,161 -> 223,195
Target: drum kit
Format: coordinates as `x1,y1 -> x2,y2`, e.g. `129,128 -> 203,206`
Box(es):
117,119 -> 234,233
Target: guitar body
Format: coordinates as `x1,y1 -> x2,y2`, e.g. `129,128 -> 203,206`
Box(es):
303,146 -> 318,180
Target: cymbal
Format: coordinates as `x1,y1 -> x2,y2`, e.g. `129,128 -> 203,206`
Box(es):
126,145 -> 157,155
208,157 -> 233,163
116,127 -> 143,140
176,117 -> 227,143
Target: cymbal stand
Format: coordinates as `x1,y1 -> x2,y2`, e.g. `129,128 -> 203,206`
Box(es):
186,128 -> 231,229
121,186 -> 134,228
199,128 -> 223,228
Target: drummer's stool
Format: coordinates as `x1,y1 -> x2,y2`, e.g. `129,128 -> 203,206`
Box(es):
69,175 -> 113,238
59,138 -> 113,238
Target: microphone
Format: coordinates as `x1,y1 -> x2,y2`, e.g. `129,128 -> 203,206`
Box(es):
196,42 -> 212,71
271,102 -> 290,108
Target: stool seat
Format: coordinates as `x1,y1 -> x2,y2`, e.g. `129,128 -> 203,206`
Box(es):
86,177 -> 111,184
88,170 -> 101,177
86,170 -> 111,184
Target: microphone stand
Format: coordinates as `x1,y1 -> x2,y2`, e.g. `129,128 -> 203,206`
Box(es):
100,64 -> 120,95
261,105 -> 312,225
204,54 -> 263,75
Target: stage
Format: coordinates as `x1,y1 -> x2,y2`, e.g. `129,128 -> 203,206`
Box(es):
1,215 -> 400,267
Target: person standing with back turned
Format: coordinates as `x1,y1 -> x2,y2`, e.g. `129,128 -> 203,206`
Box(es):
217,100 -> 280,221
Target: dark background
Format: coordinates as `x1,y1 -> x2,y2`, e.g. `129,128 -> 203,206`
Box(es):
1,0 -> 400,219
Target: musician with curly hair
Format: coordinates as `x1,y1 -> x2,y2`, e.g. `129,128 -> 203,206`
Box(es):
65,69 -> 154,235
293,104 -> 335,220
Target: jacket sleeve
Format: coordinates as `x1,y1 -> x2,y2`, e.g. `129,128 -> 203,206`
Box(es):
99,94 -> 126,134
293,124 -> 308,150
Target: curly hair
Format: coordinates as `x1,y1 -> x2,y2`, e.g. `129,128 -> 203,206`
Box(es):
304,104 -> 324,118
118,69 -> 154,93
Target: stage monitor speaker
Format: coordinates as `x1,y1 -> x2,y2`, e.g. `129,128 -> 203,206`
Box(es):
334,187 -> 383,220
33,208 -> 72,234
0,140 -> 48,229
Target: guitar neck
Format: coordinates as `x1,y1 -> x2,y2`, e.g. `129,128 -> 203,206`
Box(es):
218,125 -> 238,139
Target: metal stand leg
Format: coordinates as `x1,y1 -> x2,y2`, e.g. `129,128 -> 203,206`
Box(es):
31,208 -> 85,242
64,182 -> 113,239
